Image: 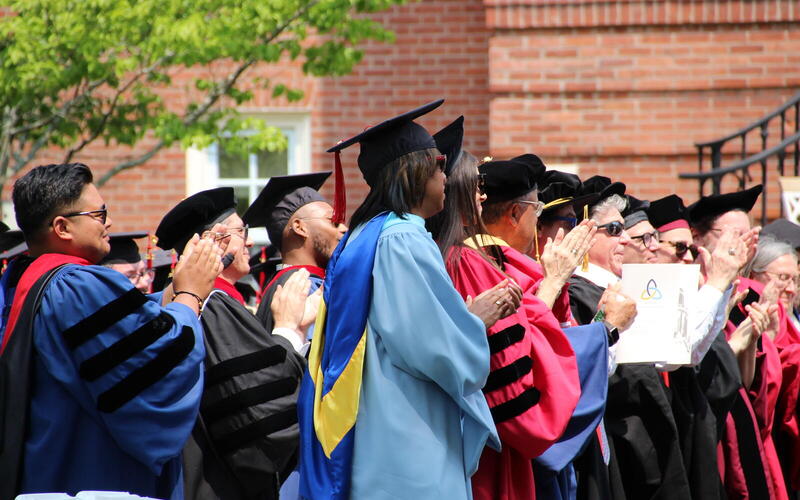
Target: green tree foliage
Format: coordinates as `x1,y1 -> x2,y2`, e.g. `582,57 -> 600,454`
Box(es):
0,0 -> 404,187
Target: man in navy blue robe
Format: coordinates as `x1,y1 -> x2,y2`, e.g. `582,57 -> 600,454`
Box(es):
0,162 -> 222,499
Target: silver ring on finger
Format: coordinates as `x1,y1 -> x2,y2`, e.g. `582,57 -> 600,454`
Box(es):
728,248 -> 736,255
495,300 -> 503,306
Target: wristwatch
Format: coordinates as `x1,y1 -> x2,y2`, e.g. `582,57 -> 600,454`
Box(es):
603,320 -> 620,346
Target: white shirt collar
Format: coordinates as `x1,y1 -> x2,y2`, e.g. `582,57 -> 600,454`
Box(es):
573,262 -> 620,289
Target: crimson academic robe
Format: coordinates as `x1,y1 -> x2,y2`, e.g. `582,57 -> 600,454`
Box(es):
772,304 -> 800,494
720,278 -> 789,500
447,244 -> 580,500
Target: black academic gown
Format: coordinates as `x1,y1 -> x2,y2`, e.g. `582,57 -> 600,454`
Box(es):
668,333 -> 741,500
255,265 -> 324,333
183,289 -> 304,500
568,275 -> 693,500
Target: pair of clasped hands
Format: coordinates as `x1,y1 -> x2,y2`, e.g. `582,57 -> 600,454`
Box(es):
162,224 -> 240,314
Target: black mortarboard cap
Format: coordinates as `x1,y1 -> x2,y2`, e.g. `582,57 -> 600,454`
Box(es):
156,187 -> 237,253
580,175 -> 626,203
622,195 -> 651,229
0,229 -> 25,254
480,154 -> 546,203
687,184 -> 763,225
538,170 -> 599,213
98,231 -> 148,265
646,194 -> 690,232
327,99 -> 444,188
242,172 -> 332,249
762,219 -> 800,249
433,116 -> 464,176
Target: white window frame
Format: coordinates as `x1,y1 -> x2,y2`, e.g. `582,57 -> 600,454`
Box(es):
186,111 -> 311,244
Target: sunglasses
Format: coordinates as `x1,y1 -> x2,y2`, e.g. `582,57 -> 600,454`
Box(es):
597,220 -> 624,236
61,206 -> 108,225
553,216 -> 578,229
665,241 -> 699,259
630,230 -> 659,248
435,155 -> 447,172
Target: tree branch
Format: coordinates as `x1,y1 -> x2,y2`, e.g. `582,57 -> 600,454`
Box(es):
96,1 -> 319,186
64,52 -> 176,163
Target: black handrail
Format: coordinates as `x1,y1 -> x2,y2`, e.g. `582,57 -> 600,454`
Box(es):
695,91 -> 800,149
680,130 -> 800,226
693,90 -> 800,184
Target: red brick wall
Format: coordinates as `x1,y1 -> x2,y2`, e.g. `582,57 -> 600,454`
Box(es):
310,0 -> 491,215
485,0 -> 800,220
4,0 -> 799,232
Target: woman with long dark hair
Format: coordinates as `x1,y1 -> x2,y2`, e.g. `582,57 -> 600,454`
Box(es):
431,129 -> 608,500
297,100 -> 516,500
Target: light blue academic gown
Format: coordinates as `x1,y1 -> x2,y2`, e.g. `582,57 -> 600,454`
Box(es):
348,213 -> 500,500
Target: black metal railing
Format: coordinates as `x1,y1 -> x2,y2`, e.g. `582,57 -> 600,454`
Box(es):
679,90 -> 800,226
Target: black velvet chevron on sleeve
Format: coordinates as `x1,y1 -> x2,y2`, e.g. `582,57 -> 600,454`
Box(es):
96,326 -> 196,413
62,288 -> 148,349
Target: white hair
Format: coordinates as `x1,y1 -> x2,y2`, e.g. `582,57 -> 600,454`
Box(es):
748,234 -> 798,274
589,194 -> 627,221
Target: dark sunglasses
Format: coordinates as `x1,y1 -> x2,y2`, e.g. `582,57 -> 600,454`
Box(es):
477,173 -> 486,195
553,216 -> 578,229
597,220 -> 624,237
61,206 -> 108,225
666,241 -> 699,259
435,154 -> 447,172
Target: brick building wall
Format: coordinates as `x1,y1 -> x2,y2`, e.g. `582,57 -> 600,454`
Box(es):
4,0 -> 799,233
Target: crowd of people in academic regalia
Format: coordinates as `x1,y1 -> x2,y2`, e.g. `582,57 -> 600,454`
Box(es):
2,97 -> 800,500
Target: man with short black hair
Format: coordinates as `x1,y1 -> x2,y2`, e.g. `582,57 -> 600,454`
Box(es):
0,162 -> 221,499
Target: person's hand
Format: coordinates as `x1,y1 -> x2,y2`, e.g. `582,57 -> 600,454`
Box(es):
724,280 -> 747,319
271,269 -> 312,334
702,229 -> 748,292
172,234 -> 223,304
758,280 -> 781,339
598,282 -> 637,332
466,279 -> 520,329
539,220 -> 596,286
743,226 -> 760,266
728,302 -> 770,353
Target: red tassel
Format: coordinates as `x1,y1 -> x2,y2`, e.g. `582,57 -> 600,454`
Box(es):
331,150 -> 346,225
255,246 -> 267,306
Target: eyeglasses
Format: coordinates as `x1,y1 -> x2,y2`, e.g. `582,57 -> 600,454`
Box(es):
516,200 -> 545,217
435,155 -> 447,172
664,240 -> 699,259
757,270 -> 800,285
124,269 -> 155,284
226,224 -> 249,241
477,173 -> 486,195
597,220 -> 624,236
552,216 -> 578,229
630,230 -> 660,248
60,206 -> 108,225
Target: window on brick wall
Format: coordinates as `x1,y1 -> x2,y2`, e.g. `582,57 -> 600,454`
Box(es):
186,112 -> 311,244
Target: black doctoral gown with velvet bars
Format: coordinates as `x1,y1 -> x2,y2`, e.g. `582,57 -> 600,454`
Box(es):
183,290 -> 304,500
568,275 -> 693,500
